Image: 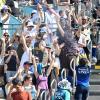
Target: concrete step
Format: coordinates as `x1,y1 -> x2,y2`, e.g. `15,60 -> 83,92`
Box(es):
91,69 -> 100,74
90,79 -> 100,85
88,96 -> 100,100
89,90 -> 100,96
89,85 -> 100,96
90,74 -> 100,79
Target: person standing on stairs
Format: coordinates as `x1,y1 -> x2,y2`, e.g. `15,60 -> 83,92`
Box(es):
74,58 -> 91,100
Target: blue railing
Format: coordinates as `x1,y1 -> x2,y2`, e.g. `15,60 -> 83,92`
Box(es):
19,5 -> 47,16
1,15 -> 22,37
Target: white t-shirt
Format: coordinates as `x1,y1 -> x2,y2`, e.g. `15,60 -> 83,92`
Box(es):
78,34 -> 87,47
46,12 -> 58,33
14,1 -> 19,8
24,28 -> 37,37
31,12 -> 50,24
1,14 -> 10,34
0,56 -> 4,66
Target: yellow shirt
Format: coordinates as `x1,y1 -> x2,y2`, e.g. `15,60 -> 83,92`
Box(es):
0,0 -> 6,10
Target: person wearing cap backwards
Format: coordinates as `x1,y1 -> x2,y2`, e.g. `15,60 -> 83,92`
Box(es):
7,78 -> 32,100
10,61 -> 34,82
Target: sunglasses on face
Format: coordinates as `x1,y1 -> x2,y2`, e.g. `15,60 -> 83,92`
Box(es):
4,35 -> 9,37
28,26 -> 34,28
26,36 -> 31,38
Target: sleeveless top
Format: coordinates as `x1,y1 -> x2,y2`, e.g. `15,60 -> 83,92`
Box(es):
37,75 -> 48,90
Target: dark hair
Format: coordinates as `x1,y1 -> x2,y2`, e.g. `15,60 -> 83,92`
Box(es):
39,23 -> 46,28
59,10 -> 63,15
12,78 -> 22,86
3,32 -> 9,36
6,46 -> 14,53
14,35 -> 20,42
23,75 -> 31,82
79,58 -> 88,66
90,26 -> 97,32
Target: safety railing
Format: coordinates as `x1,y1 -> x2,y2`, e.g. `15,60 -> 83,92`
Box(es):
61,68 -> 67,79
1,23 -> 22,37
70,57 -> 76,93
1,22 -> 58,37
40,90 -> 50,100
51,79 -> 57,100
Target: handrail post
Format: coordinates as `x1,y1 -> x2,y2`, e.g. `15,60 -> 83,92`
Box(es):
51,79 -> 57,100
40,90 -> 46,100
70,58 -> 76,94
61,68 -> 67,79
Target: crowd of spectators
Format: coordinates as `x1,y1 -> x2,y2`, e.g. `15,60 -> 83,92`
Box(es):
0,0 -> 100,100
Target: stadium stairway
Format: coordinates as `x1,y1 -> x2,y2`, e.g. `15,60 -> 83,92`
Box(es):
88,68 -> 100,100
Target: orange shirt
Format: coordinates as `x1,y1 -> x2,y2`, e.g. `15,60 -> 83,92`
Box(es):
11,91 -> 31,100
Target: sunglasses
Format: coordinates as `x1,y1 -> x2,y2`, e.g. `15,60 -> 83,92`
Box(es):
4,35 -> 9,37
26,36 -> 31,38
28,26 -> 34,27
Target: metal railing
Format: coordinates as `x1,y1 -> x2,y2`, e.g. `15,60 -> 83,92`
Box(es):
61,68 -> 67,79
70,57 -> 76,93
1,23 -> 22,36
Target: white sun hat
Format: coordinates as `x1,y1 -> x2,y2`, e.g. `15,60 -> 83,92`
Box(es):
27,21 -> 34,27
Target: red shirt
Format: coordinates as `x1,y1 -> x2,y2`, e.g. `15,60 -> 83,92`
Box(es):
11,91 -> 31,100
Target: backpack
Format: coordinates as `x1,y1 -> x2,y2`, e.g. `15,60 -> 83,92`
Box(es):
54,89 -> 70,100
54,79 -> 72,100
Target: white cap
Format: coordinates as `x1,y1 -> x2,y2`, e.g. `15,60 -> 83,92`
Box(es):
31,10 -> 37,14
27,21 -> 34,27
2,5 -> 8,10
82,16 -> 88,19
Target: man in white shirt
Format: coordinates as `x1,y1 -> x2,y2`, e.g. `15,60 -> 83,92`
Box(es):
1,5 -> 10,34
31,4 -> 50,25
46,10 -> 58,34
23,21 -> 37,48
